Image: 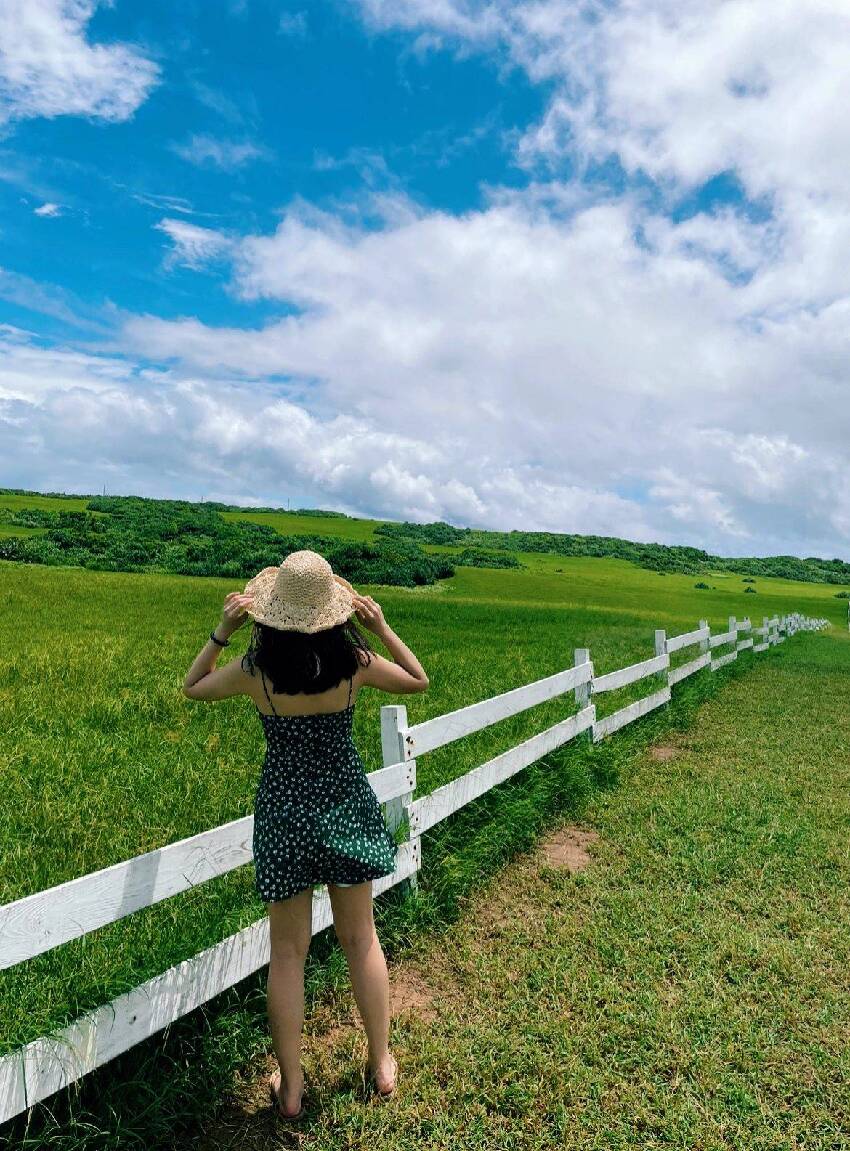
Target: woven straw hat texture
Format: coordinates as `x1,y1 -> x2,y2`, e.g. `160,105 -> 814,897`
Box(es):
243,549 -> 356,633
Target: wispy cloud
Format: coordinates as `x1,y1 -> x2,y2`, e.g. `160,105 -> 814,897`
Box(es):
0,0 -> 159,125
154,218 -> 233,270
188,79 -> 249,125
0,267 -> 113,332
278,11 -> 309,38
169,133 -> 273,171
33,201 -> 61,217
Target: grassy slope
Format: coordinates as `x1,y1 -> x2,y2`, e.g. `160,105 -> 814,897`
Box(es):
0,548 -> 846,1149
219,508 -> 384,541
0,495 -> 95,514
0,557 -> 844,1056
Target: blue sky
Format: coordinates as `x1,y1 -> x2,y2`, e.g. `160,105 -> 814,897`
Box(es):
3,1 -> 546,334
1,1 -> 849,559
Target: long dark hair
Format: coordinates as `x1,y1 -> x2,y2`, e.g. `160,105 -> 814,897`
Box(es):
240,616 -> 375,696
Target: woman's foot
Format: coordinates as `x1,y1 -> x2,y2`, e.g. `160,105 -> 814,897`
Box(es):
367,1052 -> 398,1096
269,1066 -> 305,1119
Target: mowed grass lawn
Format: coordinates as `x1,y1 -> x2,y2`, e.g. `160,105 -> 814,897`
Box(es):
194,627 -> 849,1151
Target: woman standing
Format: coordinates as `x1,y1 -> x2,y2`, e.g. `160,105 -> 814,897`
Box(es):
182,550 -> 429,1120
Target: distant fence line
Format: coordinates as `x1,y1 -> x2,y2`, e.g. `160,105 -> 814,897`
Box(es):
0,610 -> 830,1124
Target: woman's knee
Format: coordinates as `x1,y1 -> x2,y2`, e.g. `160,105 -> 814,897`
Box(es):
267,886 -> 314,963
335,922 -> 378,958
270,933 -> 311,965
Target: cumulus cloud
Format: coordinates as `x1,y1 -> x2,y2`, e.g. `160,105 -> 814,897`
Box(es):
33,201 -> 61,216
0,0 -> 159,124
0,325 -> 656,536
7,0 -> 850,559
115,182 -> 850,556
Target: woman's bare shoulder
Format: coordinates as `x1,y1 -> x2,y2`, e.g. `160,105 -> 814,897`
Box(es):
353,646 -> 428,695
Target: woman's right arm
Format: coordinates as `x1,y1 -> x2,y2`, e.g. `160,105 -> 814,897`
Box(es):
351,592 -> 429,694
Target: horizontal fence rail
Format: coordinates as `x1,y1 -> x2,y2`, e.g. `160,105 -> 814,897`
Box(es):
400,661 -> 593,759
0,763 -> 415,973
0,610 -> 830,1124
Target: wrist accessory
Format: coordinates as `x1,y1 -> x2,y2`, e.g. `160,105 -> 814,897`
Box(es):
209,629 -> 230,647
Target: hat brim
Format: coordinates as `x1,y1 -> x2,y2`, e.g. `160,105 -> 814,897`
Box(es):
243,569 -> 355,633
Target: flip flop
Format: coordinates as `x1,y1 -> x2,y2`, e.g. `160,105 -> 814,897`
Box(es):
269,1069 -> 306,1121
367,1053 -> 398,1098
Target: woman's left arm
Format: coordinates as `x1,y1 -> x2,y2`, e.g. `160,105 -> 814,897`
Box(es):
182,592 -> 254,701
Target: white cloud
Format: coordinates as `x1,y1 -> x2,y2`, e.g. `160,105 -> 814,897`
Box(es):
154,218 -> 233,270
0,326 -> 657,536
114,186 -> 850,556
349,2 -> 850,320
6,0 -> 850,559
169,133 -> 273,171
0,0 -> 159,124
33,201 -> 61,216
351,1 -> 850,196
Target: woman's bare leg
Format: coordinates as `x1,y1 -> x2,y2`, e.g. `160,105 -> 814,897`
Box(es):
328,881 -> 396,1091
267,885 -> 314,1111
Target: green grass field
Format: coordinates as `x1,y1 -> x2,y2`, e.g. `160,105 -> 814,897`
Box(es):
0,525 -> 47,539
0,494 -> 96,515
0,544 -> 846,1149
0,493 -> 107,542
219,507 -> 385,542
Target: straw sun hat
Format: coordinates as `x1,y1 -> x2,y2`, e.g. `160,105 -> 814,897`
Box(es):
243,550 -> 357,633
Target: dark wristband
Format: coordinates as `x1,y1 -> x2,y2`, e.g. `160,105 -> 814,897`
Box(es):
209,629 -> 230,647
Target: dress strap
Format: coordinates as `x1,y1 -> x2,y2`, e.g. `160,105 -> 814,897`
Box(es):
260,668 -> 279,716
347,675 -> 353,708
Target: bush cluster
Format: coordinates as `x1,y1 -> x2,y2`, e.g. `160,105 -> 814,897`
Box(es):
0,496 -> 454,587
375,520 -> 850,585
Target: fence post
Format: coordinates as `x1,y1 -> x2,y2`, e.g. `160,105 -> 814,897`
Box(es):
380,704 -> 418,895
655,628 -> 669,700
699,619 -> 709,657
574,647 -> 592,740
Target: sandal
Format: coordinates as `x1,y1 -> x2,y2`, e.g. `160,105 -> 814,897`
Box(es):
269,1068 -> 306,1121
367,1053 -> 398,1097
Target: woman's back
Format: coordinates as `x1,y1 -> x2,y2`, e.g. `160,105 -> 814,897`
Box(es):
253,664 -> 358,718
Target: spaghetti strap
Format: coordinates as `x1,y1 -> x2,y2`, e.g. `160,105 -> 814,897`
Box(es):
260,668 -> 279,716
347,675 -> 353,708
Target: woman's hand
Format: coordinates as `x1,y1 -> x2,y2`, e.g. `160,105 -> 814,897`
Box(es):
352,592 -> 388,636
333,574 -> 389,635
218,591 -> 254,638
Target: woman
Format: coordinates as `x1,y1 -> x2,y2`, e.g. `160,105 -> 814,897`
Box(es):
182,549 -> 429,1120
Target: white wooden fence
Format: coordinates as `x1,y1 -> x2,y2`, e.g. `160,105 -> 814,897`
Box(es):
0,609 -> 830,1123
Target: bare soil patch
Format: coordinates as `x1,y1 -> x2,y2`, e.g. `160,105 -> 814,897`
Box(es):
538,825 -> 599,873
649,745 -> 680,762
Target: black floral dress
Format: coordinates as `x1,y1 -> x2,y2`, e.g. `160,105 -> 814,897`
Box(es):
252,668 -> 398,902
